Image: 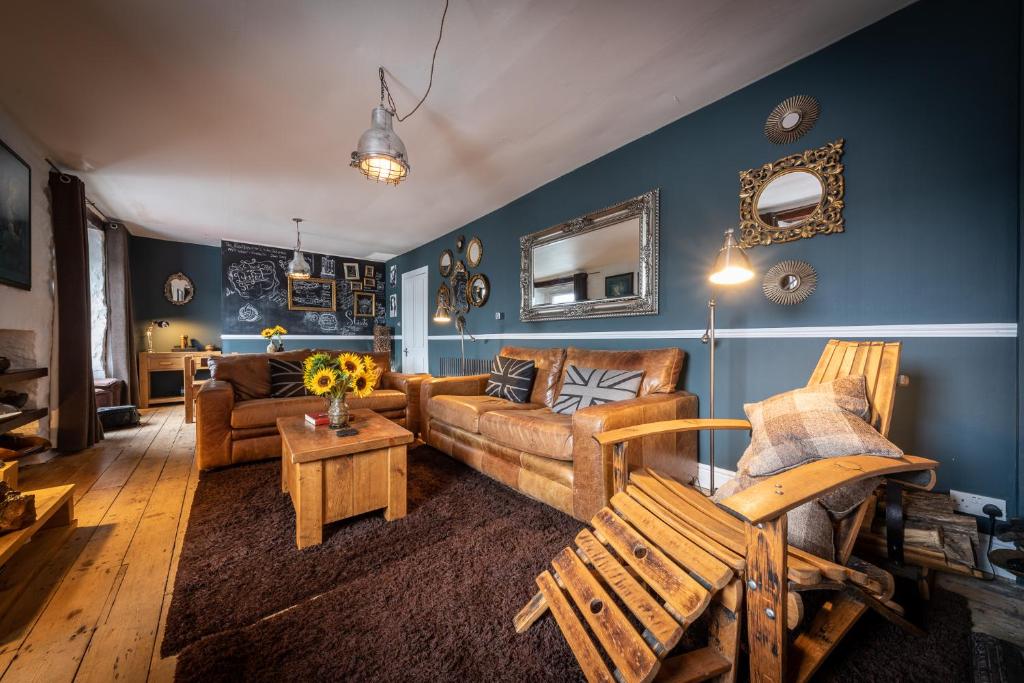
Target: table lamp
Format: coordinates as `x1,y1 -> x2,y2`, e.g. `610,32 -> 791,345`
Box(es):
145,320 -> 170,353
701,228 -> 753,494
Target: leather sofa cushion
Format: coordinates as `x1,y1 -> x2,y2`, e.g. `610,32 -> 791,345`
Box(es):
230,389 -> 407,429
498,346 -> 566,407
348,389 -> 407,413
213,349 -> 311,401
479,408 -> 574,461
564,347 -> 683,396
231,395 -> 324,429
213,349 -> 391,402
429,394 -> 540,433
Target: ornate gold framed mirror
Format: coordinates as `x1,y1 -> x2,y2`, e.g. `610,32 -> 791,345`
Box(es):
439,249 -> 454,277
762,260 -> 817,305
764,95 -> 819,144
739,139 -> 845,247
468,273 -> 489,307
466,237 -> 483,267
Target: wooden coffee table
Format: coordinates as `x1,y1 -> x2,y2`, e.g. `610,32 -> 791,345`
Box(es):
278,409 -> 413,549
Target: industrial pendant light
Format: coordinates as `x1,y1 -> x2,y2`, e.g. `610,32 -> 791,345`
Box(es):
350,0 -> 449,186
287,218 -> 311,280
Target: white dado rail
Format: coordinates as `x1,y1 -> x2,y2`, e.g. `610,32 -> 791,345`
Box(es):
425,322 -> 1017,341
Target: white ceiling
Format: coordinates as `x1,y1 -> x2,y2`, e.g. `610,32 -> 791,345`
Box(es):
0,0 -> 910,259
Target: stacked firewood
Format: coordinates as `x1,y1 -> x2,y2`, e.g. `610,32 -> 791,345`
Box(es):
0,482 -> 36,533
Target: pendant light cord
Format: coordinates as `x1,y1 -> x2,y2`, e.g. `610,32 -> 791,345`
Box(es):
379,0 -> 449,122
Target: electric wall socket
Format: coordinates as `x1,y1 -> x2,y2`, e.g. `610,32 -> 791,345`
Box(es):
949,490 -> 1006,519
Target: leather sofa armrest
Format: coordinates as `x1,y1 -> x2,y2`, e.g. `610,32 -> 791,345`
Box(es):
196,380 -> 235,470
419,374 -> 489,441
571,391 -> 698,521
382,372 -> 430,435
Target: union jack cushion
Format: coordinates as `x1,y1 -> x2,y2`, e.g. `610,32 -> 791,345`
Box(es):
485,356 -> 537,403
552,365 -> 643,415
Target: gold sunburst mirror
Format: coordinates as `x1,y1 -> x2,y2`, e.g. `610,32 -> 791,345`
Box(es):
764,95 -> 819,144
762,260 -> 817,305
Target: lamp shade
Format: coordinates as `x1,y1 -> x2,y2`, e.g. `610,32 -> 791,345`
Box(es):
350,106 -> 409,185
287,250 -> 311,279
709,229 -> 754,285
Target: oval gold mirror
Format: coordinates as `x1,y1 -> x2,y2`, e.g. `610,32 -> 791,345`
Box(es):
468,273 -> 489,307
439,249 -> 454,277
466,237 -> 483,268
754,169 -> 824,229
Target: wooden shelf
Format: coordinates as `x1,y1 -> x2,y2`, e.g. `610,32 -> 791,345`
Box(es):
0,408 -> 48,435
0,368 -> 48,384
0,484 -> 75,567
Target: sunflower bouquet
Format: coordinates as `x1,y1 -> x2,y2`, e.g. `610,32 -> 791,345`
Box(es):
302,352 -> 380,427
260,325 -> 287,352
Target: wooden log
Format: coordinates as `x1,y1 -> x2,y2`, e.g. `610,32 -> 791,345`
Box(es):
0,483 -> 35,533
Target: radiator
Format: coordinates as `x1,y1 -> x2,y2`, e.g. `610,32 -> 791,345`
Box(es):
438,357 -> 491,377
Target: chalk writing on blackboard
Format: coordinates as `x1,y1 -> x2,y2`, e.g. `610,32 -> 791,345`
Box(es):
288,277 -> 336,312
228,259 -> 279,300
238,303 -> 261,322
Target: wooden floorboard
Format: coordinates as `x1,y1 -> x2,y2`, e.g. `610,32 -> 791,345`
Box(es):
0,405 -> 1021,682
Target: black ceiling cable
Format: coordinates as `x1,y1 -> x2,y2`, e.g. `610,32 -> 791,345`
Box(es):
378,0 -> 449,122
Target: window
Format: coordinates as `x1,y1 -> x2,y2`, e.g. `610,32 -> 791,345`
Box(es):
550,292 -> 576,304
87,227 -> 108,379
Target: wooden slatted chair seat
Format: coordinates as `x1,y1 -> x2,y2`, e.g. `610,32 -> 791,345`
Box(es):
515,341 -> 939,683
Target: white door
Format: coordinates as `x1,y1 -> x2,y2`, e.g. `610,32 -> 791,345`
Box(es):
400,266 -> 429,373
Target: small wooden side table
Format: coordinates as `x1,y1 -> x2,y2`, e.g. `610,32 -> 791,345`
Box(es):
278,409 -> 413,549
138,351 -> 221,408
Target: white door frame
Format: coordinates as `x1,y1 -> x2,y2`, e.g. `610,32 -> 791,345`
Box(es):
400,265 -> 429,373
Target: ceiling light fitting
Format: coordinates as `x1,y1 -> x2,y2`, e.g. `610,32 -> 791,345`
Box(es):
350,0 -> 449,186
287,217 -> 311,279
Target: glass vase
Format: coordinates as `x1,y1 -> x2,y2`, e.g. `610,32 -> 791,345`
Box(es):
327,393 -> 350,429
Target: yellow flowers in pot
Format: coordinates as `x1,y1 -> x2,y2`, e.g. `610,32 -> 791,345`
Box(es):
302,352 -> 380,400
261,325 -> 287,352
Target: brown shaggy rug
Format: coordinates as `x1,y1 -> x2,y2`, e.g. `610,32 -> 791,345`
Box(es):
164,446 -> 972,682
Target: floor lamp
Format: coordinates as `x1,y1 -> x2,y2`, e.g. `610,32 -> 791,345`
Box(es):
700,228 -> 754,495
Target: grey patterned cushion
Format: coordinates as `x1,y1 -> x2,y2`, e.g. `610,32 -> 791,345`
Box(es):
736,375 -> 903,477
269,358 -> 309,398
485,356 -> 537,403
552,365 -> 643,415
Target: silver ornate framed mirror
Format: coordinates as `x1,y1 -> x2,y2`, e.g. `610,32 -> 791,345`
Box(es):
739,139 -> 845,247
520,189 -> 659,322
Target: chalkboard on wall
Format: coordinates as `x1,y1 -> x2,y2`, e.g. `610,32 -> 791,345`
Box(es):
221,240 -> 384,335
288,277 -> 336,312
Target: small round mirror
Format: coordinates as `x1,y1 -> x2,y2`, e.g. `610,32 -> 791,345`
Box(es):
439,249 -> 454,277
164,272 -> 194,305
780,111 -> 802,130
754,170 -> 824,229
468,273 -> 489,307
763,260 -> 817,305
466,237 -> 483,268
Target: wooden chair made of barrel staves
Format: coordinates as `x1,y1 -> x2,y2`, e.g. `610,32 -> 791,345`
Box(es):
514,340 -> 938,683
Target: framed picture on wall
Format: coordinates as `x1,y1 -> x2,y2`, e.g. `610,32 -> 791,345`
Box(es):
343,262 -> 359,280
0,138 -> 31,290
389,294 -> 397,318
364,265 -> 375,278
349,281 -> 362,291
604,272 -> 634,298
363,277 -> 375,289
353,292 -> 376,318
288,277 -> 336,312
389,264 -> 397,286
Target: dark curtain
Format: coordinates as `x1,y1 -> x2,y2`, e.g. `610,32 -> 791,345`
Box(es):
572,273 -> 588,301
103,223 -> 139,405
50,171 -> 102,451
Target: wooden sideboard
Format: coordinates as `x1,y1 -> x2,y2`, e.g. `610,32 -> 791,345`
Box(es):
138,351 -> 221,409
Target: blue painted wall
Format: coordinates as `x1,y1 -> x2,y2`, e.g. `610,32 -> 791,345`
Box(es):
387,0 -> 1022,512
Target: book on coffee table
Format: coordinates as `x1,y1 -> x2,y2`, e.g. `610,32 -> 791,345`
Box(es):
304,412 -> 329,426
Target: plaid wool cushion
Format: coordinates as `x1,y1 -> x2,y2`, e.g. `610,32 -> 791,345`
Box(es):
736,375 -> 903,477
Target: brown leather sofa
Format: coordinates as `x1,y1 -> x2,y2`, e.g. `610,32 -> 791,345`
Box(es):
421,346 -> 698,521
196,350 -> 426,470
